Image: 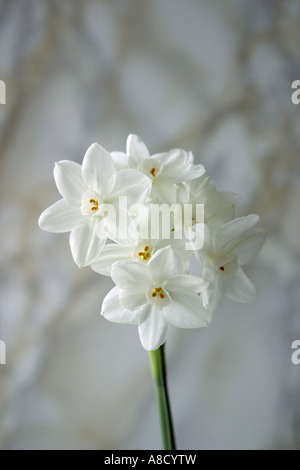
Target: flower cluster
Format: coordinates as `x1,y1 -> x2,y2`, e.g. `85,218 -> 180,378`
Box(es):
39,135 -> 267,350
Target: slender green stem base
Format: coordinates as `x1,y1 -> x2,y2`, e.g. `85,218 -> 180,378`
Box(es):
148,344 -> 176,450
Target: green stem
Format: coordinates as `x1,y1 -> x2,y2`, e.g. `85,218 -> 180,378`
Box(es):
148,344 -> 176,450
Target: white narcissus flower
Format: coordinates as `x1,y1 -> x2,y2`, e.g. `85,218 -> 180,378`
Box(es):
112,134 -> 205,204
38,134 -> 267,352
175,176 -> 240,232
39,143 -> 151,267
90,197 -> 191,277
91,209 -> 190,276
101,246 -> 210,351
194,215 -> 268,308
91,237 -> 189,276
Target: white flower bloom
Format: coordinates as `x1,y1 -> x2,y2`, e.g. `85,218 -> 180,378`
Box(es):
101,246 -> 210,351
39,143 -> 151,267
91,236 -> 189,276
112,134 -> 206,204
194,215 -> 267,307
91,202 -> 190,276
39,135 -> 267,351
176,176 -> 240,232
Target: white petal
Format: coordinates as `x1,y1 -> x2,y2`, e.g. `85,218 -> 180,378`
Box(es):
155,149 -> 205,182
215,215 -> 260,253
230,228 -> 268,265
96,218 -> 107,239
175,182 -> 189,205
82,143 -> 116,196
202,266 -> 216,309
164,275 -> 208,295
203,285 -> 224,317
148,246 -> 184,282
224,267 -> 258,303
70,219 -> 106,267
126,134 -> 150,165
164,294 -> 211,328
101,286 -> 144,325
111,260 -> 152,290
157,237 -> 190,260
151,181 -> 176,205
110,151 -> 129,170
154,150 -> 185,179
192,224 -> 212,259
119,289 -> 147,310
91,244 -> 133,276
54,161 -> 86,203
187,151 -> 194,164
202,265 -> 216,284
108,169 -> 152,206
39,199 -> 84,233
178,164 -> 206,182
138,306 -> 169,351
202,268 -> 224,313
101,207 -> 118,241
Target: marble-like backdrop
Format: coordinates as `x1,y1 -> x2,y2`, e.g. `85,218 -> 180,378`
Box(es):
0,0 -> 300,449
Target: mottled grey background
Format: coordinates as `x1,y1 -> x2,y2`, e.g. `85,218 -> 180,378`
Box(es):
0,0 -> 300,450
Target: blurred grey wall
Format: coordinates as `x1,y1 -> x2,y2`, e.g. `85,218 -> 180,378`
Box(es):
0,0 -> 300,449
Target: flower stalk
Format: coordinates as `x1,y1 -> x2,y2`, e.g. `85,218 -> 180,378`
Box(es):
148,344 -> 176,450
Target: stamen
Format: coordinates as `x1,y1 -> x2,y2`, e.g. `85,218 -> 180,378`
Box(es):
81,191 -> 101,216
219,266 -> 225,271
151,287 -> 165,300
138,246 -> 152,261
89,199 -> 99,211
150,168 -> 156,177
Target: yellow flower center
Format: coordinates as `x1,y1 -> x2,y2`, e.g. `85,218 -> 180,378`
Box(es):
150,168 -> 156,178
89,199 -> 99,211
151,287 -> 165,299
138,245 -> 151,261
81,190 -> 103,217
